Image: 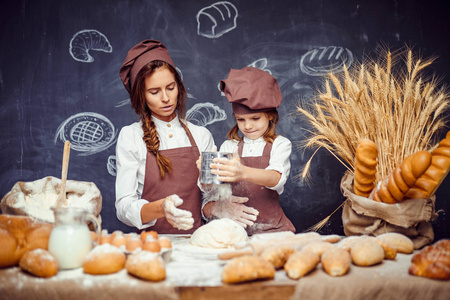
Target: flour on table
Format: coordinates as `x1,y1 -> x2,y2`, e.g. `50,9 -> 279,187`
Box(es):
190,218 -> 248,249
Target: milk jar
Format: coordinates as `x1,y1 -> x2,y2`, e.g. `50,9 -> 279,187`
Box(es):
48,207 -> 100,269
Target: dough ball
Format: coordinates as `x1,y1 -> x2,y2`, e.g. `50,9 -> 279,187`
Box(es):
190,218 -> 248,249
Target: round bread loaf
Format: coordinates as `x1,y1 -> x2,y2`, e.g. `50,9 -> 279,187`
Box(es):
19,249 -> 58,278
126,250 -> 166,281
82,244 -> 126,275
350,238 -> 384,266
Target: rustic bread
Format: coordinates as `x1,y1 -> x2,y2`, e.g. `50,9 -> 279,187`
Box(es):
321,247 -> 351,276
83,244 -> 126,275
260,246 -> 295,269
222,255 -> 275,283
19,249 -> 58,278
353,139 -> 378,197
376,232 -> 414,254
350,238 -> 384,266
409,239 -> 450,280
376,151 -> 432,203
284,250 -> 320,279
126,250 -> 166,281
407,132 -> 450,199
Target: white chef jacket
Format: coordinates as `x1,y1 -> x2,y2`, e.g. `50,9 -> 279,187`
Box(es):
115,115 -> 215,230
218,135 -> 292,194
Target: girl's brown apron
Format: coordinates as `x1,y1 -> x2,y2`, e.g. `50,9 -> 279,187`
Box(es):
232,140 -> 295,235
141,129 -> 203,234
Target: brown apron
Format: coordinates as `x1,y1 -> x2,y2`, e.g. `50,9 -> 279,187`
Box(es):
232,140 -> 295,235
141,129 -> 203,234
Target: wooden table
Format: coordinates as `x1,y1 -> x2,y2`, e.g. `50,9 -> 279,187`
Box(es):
0,235 -> 449,300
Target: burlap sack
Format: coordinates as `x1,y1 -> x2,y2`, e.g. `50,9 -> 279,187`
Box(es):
341,171 -> 437,249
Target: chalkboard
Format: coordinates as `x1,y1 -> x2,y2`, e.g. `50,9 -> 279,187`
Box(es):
1,0 -> 449,239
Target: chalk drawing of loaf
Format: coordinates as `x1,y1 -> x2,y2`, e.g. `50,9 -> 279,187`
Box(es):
187,102 -> 227,126
299,46 -> 354,76
197,1 -> 238,38
69,29 -> 113,63
107,155 -> 116,176
54,112 -> 117,156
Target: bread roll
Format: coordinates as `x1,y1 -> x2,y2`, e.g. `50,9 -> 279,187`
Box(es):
353,139 -> 378,197
83,244 -> 126,275
336,236 -> 363,252
321,247 -> 351,276
407,132 -> 450,198
284,250 -> 320,279
321,234 -> 341,244
371,237 -> 397,260
302,241 -> 335,257
376,151 -> 432,203
19,249 -> 58,278
350,238 -> 384,266
376,232 -> 414,253
222,255 -> 275,283
126,250 -> 166,281
260,246 -> 295,269
409,239 -> 450,280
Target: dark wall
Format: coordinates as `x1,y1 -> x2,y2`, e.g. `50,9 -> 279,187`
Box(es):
1,0 -> 449,239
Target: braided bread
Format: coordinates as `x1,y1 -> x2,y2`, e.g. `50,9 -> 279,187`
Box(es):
407,131 -> 450,199
375,151 -> 431,203
409,239 -> 450,280
353,139 -> 378,197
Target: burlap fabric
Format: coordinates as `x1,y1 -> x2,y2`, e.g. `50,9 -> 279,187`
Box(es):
341,171 -> 437,249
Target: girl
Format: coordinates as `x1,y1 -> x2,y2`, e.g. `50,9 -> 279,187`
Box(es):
116,40 -> 215,233
203,67 -> 295,234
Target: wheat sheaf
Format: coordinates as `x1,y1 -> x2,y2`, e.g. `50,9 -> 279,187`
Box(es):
296,46 -> 449,231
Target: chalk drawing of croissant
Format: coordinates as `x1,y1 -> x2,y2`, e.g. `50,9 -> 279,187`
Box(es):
197,1 -> 238,38
187,103 -> 227,126
299,46 -> 354,76
54,112 -> 117,156
69,29 -> 113,63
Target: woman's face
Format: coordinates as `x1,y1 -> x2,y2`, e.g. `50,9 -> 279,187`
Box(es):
144,66 -> 178,122
235,112 -> 272,140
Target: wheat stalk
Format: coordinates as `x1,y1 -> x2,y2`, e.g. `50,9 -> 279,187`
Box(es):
296,46 -> 449,231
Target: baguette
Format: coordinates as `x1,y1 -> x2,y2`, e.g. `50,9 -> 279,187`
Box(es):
353,139 -> 378,197
376,151 -> 431,203
407,131 -> 450,199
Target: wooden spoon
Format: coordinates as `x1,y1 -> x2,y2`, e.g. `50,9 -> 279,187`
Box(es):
56,141 -> 71,207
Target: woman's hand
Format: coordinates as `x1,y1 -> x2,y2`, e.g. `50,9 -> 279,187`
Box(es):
205,196 -> 259,228
162,195 -> 194,230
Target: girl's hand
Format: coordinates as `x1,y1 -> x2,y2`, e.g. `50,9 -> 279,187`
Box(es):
208,196 -> 259,228
196,156 -> 202,172
210,150 -> 244,182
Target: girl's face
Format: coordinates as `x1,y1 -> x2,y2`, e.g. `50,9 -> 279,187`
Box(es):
235,112 -> 272,140
144,66 -> 178,122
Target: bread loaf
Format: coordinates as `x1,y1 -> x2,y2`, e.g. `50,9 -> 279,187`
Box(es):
260,246 -> 295,269
407,132 -> 450,199
222,255 -> 275,283
353,139 -> 378,197
350,238 -> 384,266
409,239 -> 450,280
321,247 -> 351,276
284,250 -> 320,279
301,241 -> 335,257
376,151 -> 432,203
83,244 -> 126,275
376,232 -> 414,253
126,250 -> 166,281
19,249 -> 58,278
0,215 -> 53,268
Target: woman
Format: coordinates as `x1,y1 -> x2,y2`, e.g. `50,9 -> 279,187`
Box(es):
116,40 -> 215,233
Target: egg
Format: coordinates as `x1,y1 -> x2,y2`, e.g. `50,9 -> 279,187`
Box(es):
111,232 -> 126,248
158,237 -> 172,249
140,230 -> 158,243
143,240 -> 161,253
126,236 -> 143,252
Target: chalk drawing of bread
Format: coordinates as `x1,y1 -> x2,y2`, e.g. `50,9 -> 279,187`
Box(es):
187,102 -> 227,126
299,46 -> 354,76
54,112 -> 117,156
247,58 -> 272,75
107,155 -> 117,176
197,1 -> 238,38
69,29 -> 113,63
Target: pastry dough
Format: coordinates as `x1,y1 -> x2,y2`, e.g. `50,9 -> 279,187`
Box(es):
190,218 -> 248,249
